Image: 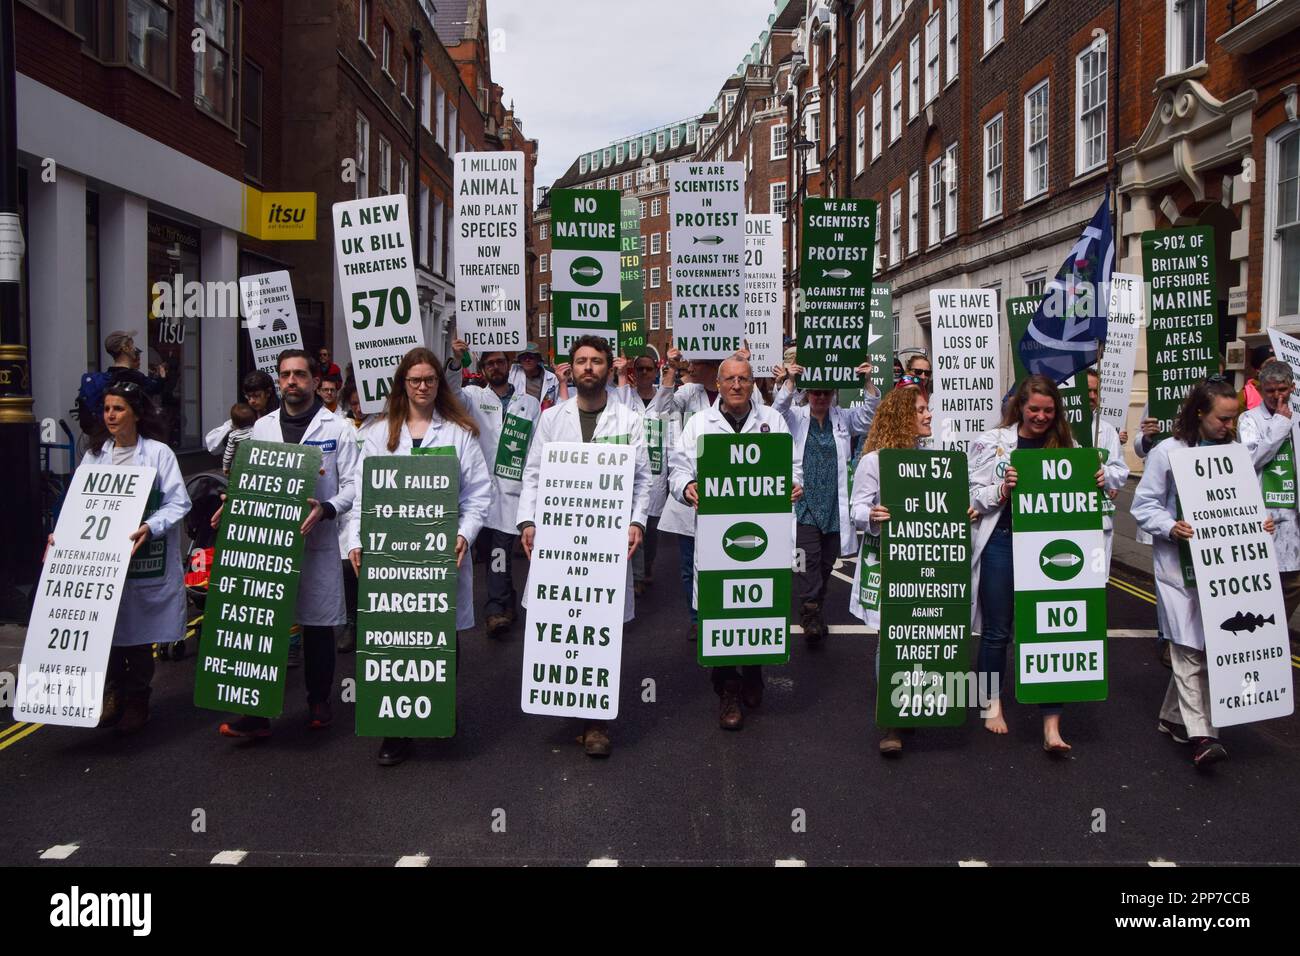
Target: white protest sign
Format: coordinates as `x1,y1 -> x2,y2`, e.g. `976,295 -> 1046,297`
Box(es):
453,151 -> 526,351
1100,272 -> 1143,430
16,465 -> 156,726
930,288 -> 1001,452
239,270 -> 304,384
670,162 -> 745,359
1267,328 -> 1300,416
521,442 -> 634,720
1170,443 -> 1295,727
332,194 -> 424,413
744,214 -> 783,375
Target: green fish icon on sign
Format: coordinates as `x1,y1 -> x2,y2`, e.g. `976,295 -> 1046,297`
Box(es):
570,256 -> 603,286
1039,539 -> 1085,582
693,235 -> 725,245
822,268 -> 852,280
723,521 -> 768,562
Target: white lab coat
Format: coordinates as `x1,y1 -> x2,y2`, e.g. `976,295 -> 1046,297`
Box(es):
772,384 -> 880,557
1237,403 -> 1300,573
204,419 -> 233,455
81,438 -> 191,647
447,367 -> 542,535
348,416 -> 492,632
1095,418 -> 1130,571
612,384 -> 673,517
967,426 -> 1019,633
337,416 -> 381,559
508,363 -> 561,409
847,450 -> 885,629
517,397 -> 653,622
251,404 -> 358,627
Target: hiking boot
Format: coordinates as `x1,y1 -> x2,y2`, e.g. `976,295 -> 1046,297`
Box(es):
719,680 -> 744,730
801,603 -> 825,643
97,689 -> 123,728
1158,718 -> 1189,744
581,722 -> 612,757
116,695 -> 150,735
308,700 -> 333,730
220,715 -> 271,738
879,728 -> 903,755
485,613 -> 511,639
1191,737 -> 1227,769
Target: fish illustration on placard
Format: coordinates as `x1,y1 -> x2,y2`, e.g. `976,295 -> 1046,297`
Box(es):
693,235 -> 724,246
1220,611 -> 1275,634
822,268 -> 852,280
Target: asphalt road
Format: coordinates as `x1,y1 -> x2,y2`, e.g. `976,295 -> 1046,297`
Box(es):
3,541 -> 1298,867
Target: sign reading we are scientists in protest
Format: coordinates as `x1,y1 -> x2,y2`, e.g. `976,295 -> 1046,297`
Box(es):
453,151 -> 527,351
797,197 -> 877,388
194,441 -> 319,717
695,433 -> 794,666
1170,444 -> 1294,727
333,194 -> 424,414
239,270 -> 305,385
15,466 -> 155,726
521,442 -> 634,720
551,188 -> 621,362
670,162 -> 745,358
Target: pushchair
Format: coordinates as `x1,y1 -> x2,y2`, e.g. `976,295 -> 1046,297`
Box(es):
159,470 -> 227,660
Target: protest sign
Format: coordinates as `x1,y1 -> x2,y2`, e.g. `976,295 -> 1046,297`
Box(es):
356,455 -> 459,737
931,288 -> 1001,452
333,194 -> 424,413
1143,226 -> 1219,436
1007,295 -> 1091,446
521,442 -> 634,719
194,441 -> 319,716
619,198 -> 647,357
797,197 -> 877,387
453,151 -> 527,351
551,188 -> 621,361
1012,448 -> 1108,703
695,433 -> 793,666
876,450 -> 971,727
1267,328 -> 1300,416
15,465 -> 155,726
239,270 -> 304,384
670,162 -> 745,358
1099,272 -> 1143,430
1170,443 -> 1294,727
744,214 -> 783,375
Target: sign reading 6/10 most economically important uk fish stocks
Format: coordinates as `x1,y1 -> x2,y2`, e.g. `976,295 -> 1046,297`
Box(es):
797,197 -> 877,388
670,162 -> 745,359
453,151 -> 527,352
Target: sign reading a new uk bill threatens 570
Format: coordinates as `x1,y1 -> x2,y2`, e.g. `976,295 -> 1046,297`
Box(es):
356,455 -> 460,737
1170,443 -> 1295,727
670,162 -> 745,358
15,465 -> 156,726
194,441 -> 320,717
239,270 -> 305,385
453,151 -> 527,351
1012,448 -> 1108,703
551,188 -> 621,361
695,433 -> 794,666
797,197 -> 877,388
333,194 -> 424,414
931,288 -> 1001,453
521,442 -> 634,720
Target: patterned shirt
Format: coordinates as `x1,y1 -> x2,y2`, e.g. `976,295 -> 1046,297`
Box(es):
795,414 -> 839,534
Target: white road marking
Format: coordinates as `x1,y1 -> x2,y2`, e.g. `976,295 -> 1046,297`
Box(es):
39,844 -> 78,860
396,854 -> 430,867
1148,859 -> 1177,867
774,858 -> 806,867
790,624 -> 870,634
588,858 -> 619,867
958,859 -> 988,867
211,850 -> 248,865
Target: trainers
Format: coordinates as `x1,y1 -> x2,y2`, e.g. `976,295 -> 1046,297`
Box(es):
1191,737 -> 1227,768
220,715 -> 271,738
287,640 -> 303,668
308,700 -> 333,730
1158,718 -> 1189,744
116,696 -> 150,735
879,728 -> 903,755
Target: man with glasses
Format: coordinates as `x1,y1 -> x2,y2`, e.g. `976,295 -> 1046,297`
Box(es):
447,338 -> 543,639
508,342 -> 561,411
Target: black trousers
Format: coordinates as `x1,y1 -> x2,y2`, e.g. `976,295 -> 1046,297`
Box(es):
342,559 -> 359,628
633,515 -> 661,584
795,523 -> 839,607
106,645 -> 155,699
483,527 -> 518,617
711,665 -> 763,693
302,625 -> 335,705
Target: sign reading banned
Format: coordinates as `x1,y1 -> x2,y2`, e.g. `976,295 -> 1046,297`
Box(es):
15,465 -> 156,726
551,188 -> 621,361
356,456 -> 459,737
931,288 -> 1001,452
1170,444 -> 1294,727
744,213 -> 783,375
876,450 -> 971,726
522,442 -> 634,719
670,162 -> 745,358
695,433 -> 793,666
1012,448 -> 1108,703
194,441 -> 319,716
454,151 -> 526,351
239,270 -> 305,385
797,197 -> 877,387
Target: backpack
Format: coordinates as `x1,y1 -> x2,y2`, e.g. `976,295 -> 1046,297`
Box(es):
74,370 -> 113,433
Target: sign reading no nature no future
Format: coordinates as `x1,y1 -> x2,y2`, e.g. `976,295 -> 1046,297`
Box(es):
670,162 -> 745,359
797,197 -> 877,388
550,188 -> 622,362
453,151 -> 526,352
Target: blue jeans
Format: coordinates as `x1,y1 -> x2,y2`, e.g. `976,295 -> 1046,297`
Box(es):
678,534 -> 697,624
977,526 -> 1062,716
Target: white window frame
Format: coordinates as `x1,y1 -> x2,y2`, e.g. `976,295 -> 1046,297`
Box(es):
358,0 -> 369,43
946,0 -> 959,82
539,282 -> 549,301
855,107 -> 866,174
1264,123 -> 1300,325
924,13 -> 940,104
579,155 -> 588,175
909,36 -> 921,119
889,189 -> 902,265
856,13 -> 867,69
539,313 -> 549,337
650,267 -> 662,289
540,223 -> 548,241
355,112 -> 370,199
944,144 -> 958,237
985,0 -> 1004,52
1024,79 -> 1050,200
420,64 -> 431,131
1075,34 -> 1108,175
435,85 -> 446,149
908,171 -> 920,253
1166,0 -> 1206,75
650,301 -> 661,331
398,157 -> 409,199
871,86 -> 883,160
983,113 -> 1003,219
650,233 -> 662,255
929,156 -> 943,247
651,198 -> 662,217
377,135 -> 391,195
873,0 -> 883,49
890,63 -> 903,143
539,254 -> 549,273
772,122 -> 788,160
771,182 -> 787,217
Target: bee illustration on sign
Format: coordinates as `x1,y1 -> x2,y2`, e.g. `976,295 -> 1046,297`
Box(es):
1038,539 -> 1084,582
1220,611 -> 1275,635
723,522 -> 768,562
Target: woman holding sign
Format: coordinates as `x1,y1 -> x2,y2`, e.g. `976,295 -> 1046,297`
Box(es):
77,383 -> 191,733
348,348 -> 492,766
847,386 -> 932,754
968,376 -> 1104,754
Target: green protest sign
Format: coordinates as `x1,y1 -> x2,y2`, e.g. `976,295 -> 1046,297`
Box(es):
837,284 -> 895,408
644,416 -> 664,476
356,455 -> 460,737
494,412 -> 533,481
797,197 -> 877,388
1007,295 -> 1092,447
619,198 -> 647,357
876,450 -> 971,726
194,440 -> 320,717
126,488 -> 166,579
1143,226 -> 1219,437
551,187 -> 621,362
695,433 -> 793,666
1011,448 -> 1108,703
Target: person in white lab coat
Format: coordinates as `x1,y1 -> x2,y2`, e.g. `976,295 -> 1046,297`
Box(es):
516,336 -> 651,758
335,382 -> 381,654
1132,377 -> 1274,769
612,352 -> 673,596
347,347 -> 492,766
217,350 -> 358,741
71,382 -> 191,733
447,339 -> 543,639
772,360 -> 879,642
202,369 -> 277,457
1084,368 -> 1131,575
670,357 -> 804,732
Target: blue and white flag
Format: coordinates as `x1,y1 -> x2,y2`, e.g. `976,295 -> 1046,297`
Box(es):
1017,189 -> 1115,383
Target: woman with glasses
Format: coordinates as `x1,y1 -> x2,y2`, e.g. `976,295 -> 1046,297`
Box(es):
348,348 -> 492,766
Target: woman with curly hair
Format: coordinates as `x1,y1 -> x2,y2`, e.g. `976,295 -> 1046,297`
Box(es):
847,384 -> 932,755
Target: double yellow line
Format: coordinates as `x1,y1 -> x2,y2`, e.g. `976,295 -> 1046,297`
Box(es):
0,721 -> 41,750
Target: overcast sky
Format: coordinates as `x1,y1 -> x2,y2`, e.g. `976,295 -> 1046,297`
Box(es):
488,0 -> 783,193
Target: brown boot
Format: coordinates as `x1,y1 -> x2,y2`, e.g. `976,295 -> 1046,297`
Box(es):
801,603 -> 825,643
97,689 -> 123,728
485,613 -> 511,639
580,722 -> 611,757
878,728 -> 903,755
719,680 -> 744,730
116,695 -> 150,735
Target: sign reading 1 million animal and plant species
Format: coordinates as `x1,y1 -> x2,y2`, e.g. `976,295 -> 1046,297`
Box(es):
194,441 -> 320,716
876,450 -> 971,727
669,161 -> 745,359
550,188 -> 621,362
453,150 -> 527,351
14,465 -> 156,727
619,198 -> 647,357
1011,448 -> 1108,703
356,455 -> 460,737
1143,226 -> 1219,437
1007,295 -> 1092,447
797,197 -> 878,388
695,433 -> 793,666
